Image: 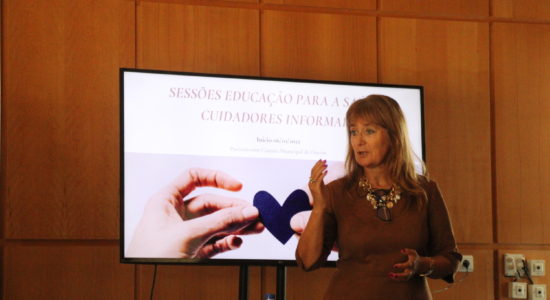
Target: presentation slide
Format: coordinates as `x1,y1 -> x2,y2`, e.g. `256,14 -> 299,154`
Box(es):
121,69 -> 423,264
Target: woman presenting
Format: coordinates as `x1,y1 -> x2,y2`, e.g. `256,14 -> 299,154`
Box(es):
296,94 -> 462,300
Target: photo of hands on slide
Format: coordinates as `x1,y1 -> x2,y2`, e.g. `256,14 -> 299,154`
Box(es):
124,154 -> 345,261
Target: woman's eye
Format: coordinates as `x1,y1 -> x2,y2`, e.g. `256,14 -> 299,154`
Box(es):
350,129 -> 357,136
366,129 -> 375,135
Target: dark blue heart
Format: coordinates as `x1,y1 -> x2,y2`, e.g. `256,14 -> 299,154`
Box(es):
253,189 -> 312,245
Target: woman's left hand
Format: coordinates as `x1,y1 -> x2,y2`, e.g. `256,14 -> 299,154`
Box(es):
389,248 -> 421,281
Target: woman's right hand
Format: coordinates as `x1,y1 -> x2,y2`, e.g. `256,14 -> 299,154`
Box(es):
291,159 -> 328,234
291,159 -> 341,252
308,159 -> 328,209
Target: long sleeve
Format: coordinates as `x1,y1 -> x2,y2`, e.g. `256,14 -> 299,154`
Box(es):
426,180 -> 462,283
295,183 -> 338,271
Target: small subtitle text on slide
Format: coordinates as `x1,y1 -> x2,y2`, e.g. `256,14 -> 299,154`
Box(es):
262,148 -> 280,154
279,148 -> 304,155
256,137 -> 301,145
229,146 -> 281,154
229,146 -> 261,153
306,150 -> 327,155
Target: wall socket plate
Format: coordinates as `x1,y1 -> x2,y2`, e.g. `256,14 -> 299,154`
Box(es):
509,282 -> 528,299
528,284 -> 547,300
505,254 -> 526,277
459,255 -> 474,272
529,260 -> 546,276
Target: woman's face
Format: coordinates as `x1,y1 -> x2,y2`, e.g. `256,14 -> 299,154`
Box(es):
349,117 -> 391,170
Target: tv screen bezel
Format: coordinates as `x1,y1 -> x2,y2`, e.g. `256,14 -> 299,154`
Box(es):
119,68 -> 425,266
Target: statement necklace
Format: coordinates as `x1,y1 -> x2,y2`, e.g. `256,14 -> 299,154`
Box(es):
358,177 -> 401,222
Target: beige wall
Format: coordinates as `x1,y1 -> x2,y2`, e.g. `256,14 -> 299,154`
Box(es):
2,0 -> 549,299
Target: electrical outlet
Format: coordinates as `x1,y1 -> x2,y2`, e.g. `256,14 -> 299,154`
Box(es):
505,254 -> 526,277
529,260 -> 546,277
509,282 -> 528,299
459,255 -> 474,272
528,284 -> 547,300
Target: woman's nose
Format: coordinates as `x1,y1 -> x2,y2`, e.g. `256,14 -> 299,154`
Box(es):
357,133 -> 367,143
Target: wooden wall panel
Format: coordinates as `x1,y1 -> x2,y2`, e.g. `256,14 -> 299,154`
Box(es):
380,0 -> 489,18
379,18 -> 492,244
136,265 -> 298,300
261,10 -> 377,82
226,0 -> 258,3
1,0 -> 549,299
493,0 -> 550,21
497,249 -> 550,299
4,244 -> 134,299
137,264 -> 240,299
3,0 -> 135,239
0,0 -> 3,241
137,1 -> 260,76
493,23 -> 550,244
0,246 -> 3,297
430,249 -> 494,300
261,266 -> 278,297
262,0 -> 376,10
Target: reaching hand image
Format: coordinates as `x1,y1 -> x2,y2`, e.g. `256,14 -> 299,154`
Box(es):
126,168 -> 264,259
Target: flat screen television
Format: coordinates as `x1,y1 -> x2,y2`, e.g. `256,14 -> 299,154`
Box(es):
120,68 -> 424,265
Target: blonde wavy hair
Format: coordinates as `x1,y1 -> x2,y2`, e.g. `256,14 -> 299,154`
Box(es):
344,94 -> 428,207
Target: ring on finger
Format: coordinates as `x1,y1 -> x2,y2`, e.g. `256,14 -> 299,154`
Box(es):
407,269 -> 415,280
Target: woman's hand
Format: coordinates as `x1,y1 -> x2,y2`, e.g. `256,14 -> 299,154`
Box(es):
290,160 -> 343,252
308,159 -> 328,209
292,160 -> 336,234
390,248 -> 427,281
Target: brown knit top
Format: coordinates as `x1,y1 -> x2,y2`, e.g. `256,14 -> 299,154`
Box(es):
296,177 -> 462,300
